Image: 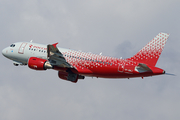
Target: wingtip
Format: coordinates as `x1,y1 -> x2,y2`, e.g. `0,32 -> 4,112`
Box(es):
52,42 -> 58,48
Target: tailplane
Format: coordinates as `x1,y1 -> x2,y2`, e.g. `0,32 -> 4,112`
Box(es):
127,33 -> 169,66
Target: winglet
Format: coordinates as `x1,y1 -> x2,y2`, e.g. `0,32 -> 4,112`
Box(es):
52,43 -> 58,48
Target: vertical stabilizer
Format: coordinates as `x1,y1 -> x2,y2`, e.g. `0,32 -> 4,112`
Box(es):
127,33 -> 169,66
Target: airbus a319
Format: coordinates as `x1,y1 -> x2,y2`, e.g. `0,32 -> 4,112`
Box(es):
2,33 -> 169,83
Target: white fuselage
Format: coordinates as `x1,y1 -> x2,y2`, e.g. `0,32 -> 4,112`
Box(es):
2,42 -> 71,65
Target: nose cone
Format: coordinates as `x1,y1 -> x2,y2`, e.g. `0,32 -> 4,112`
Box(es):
2,48 -> 7,57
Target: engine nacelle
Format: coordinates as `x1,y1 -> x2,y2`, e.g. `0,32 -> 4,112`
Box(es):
28,57 -> 52,70
58,71 -> 85,83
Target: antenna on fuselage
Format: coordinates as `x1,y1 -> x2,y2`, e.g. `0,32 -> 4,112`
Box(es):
30,40 -> 33,42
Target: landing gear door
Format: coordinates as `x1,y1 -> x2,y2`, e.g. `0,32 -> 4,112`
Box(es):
18,43 -> 27,54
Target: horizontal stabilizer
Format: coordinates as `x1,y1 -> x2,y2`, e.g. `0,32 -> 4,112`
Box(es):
135,63 -> 152,73
138,63 -> 152,72
165,73 -> 176,76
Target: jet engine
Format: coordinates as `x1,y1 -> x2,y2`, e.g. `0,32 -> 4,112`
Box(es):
28,57 -> 53,70
58,70 -> 85,83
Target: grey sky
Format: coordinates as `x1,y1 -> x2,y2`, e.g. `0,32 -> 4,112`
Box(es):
0,0 -> 180,120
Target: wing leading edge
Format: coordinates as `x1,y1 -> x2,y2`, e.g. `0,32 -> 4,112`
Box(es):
47,43 -> 85,83
47,43 -> 71,68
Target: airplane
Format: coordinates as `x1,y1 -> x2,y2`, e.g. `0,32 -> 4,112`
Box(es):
2,32 -> 169,83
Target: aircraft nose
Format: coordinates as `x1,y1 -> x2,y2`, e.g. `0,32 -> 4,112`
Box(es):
2,48 -> 7,57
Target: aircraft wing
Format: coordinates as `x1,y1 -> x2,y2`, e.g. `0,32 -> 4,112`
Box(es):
47,43 -> 72,68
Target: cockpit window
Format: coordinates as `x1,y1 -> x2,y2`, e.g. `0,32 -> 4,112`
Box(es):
10,44 -> 15,47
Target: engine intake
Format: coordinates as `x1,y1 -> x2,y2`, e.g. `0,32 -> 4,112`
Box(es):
28,57 -> 53,70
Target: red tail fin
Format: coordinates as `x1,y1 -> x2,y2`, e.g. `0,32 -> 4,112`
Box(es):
127,33 -> 169,66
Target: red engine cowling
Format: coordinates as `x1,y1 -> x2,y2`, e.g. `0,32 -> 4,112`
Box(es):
58,71 -> 69,80
58,71 -> 78,83
28,57 -> 52,70
58,71 -> 85,83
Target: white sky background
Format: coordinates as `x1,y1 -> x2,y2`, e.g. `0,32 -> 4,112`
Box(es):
0,0 -> 180,120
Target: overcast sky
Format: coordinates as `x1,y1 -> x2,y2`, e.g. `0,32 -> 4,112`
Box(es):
0,0 -> 180,120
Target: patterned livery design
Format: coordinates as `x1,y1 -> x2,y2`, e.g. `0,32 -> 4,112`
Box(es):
62,50 -> 124,75
127,33 -> 169,66
2,33 -> 170,83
